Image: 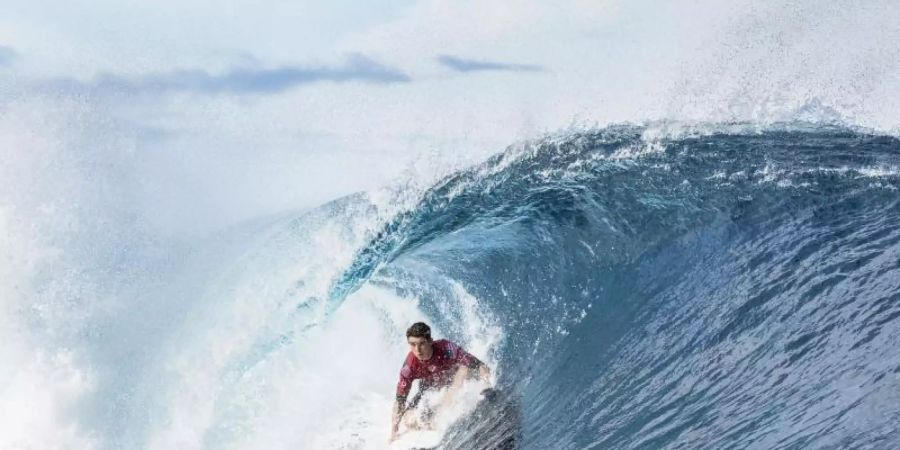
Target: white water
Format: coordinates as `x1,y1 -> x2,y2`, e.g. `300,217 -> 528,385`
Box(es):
0,101 -> 497,448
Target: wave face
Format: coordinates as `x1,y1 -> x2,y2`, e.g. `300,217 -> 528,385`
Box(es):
14,123 -> 899,450
331,124 -> 900,449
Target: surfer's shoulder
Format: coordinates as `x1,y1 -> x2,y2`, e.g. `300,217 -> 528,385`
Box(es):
433,339 -> 460,358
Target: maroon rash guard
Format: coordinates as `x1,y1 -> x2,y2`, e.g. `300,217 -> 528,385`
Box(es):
396,339 -> 483,401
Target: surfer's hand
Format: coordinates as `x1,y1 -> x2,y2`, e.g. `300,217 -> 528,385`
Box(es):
480,387 -> 498,401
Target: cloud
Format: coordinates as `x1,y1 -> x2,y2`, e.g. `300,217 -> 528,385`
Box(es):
0,46 -> 17,67
436,55 -> 543,73
47,54 -> 410,95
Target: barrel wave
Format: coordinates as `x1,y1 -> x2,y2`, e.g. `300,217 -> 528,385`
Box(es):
16,122 -> 900,450
326,123 -> 900,449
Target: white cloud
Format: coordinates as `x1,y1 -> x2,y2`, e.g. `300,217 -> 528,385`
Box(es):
45,54 -> 410,95
436,55 -> 543,73
0,0 -> 413,77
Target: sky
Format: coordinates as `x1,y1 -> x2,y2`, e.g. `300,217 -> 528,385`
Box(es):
2,0 -> 900,232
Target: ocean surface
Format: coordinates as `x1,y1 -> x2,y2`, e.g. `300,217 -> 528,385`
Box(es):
6,122 -> 900,449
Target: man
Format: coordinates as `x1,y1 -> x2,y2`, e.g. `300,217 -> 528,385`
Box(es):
390,322 -> 492,442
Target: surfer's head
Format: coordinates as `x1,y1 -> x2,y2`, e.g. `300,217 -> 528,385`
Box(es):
406,322 -> 434,361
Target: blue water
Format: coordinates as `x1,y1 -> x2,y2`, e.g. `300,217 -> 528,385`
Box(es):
16,122 -> 899,450
330,123 -> 900,449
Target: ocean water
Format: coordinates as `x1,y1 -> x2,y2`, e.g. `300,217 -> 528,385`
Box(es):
3,121 -> 900,449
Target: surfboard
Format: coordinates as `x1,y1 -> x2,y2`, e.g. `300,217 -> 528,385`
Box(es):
389,429 -> 441,450
390,388 -> 513,450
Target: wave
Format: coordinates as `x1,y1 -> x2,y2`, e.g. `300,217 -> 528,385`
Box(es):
324,123 -> 900,449
9,122 -> 900,450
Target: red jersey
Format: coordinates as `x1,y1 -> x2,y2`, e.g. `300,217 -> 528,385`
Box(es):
396,339 -> 483,400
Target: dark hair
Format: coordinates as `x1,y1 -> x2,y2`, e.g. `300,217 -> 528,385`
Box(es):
406,322 -> 432,340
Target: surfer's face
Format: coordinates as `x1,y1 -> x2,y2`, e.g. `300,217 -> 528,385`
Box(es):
408,336 -> 433,361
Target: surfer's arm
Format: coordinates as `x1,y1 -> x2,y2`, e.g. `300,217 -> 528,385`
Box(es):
451,365 -> 470,389
390,396 -> 406,440
456,346 -> 492,384
436,365 -> 468,408
392,366 -> 413,440
477,362 -> 492,384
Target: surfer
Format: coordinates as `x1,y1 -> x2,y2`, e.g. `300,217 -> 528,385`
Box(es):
390,322 -> 492,442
